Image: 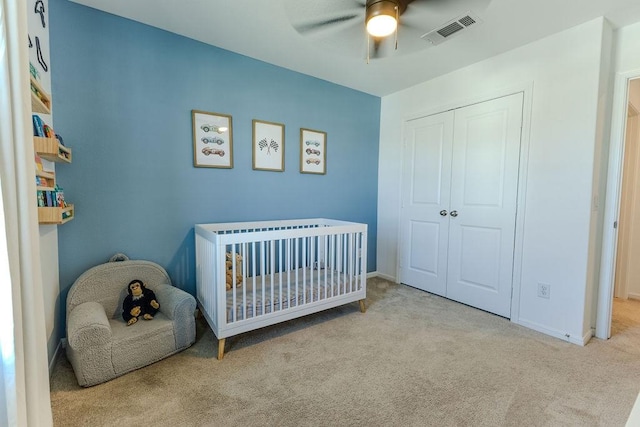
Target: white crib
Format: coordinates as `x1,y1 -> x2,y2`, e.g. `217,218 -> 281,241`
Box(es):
195,218 -> 368,359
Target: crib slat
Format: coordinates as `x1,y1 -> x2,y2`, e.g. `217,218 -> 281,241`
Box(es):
323,234 -> 328,300
279,239 -> 283,312
261,240 -> 266,317
270,240 -> 275,315
231,243 -> 237,322
286,237 -> 291,309
309,236 -> 314,302
252,241 -> 257,319
295,237 -> 299,307
242,242 -> 247,321
347,233 -> 353,292
330,234 -> 335,297
302,237 -> 306,305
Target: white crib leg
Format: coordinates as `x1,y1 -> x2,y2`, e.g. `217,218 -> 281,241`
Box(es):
359,299 -> 366,313
218,338 -> 226,360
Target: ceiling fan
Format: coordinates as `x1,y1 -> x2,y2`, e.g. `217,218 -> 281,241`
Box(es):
285,0 -> 492,60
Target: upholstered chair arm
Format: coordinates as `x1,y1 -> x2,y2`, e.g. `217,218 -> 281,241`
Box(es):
153,283 -> 196,349
67,301 -> 112,352
153,283 -> 196,320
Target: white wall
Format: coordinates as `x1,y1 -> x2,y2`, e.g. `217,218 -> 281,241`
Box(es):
378,18 -> 609,344
615,21 -> 640,75
27,0 -> 60,363
584,20 -> 614,337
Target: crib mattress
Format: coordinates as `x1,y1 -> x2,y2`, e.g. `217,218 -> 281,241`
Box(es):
225,268 -> 362,323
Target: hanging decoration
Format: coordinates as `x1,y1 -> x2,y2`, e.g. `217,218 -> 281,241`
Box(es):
34,0 -> 46,28
35,36 -> 48,72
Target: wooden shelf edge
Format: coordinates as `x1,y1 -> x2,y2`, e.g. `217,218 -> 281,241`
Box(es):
38,204 -> 74,225
31,92 -> 50,115
36,169 -> 55,189
30,76 -> 51,115
34,136 -> 72,163
35,169 -> 55,179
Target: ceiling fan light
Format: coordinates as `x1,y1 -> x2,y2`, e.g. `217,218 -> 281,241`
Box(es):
365,0 -> 398,38
366,15 -> 397,37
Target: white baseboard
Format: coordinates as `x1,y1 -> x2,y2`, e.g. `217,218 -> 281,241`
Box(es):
626,391 -> 640,426
582,328 -> 594,345
628,293 -> 640,300
49,338 -> 66,376
369,275 -> 594,345
512,317 -> 590,346
367,271 -> 396,282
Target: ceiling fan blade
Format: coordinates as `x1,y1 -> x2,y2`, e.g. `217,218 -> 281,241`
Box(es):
294,14 -> 361,34
370,38 -> 383,60
285,0 -> 365,35
369,35 -> 401,60
402,0 -> 492,28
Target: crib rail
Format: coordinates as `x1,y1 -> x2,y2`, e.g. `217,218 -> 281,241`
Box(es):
195,219 -> 367,341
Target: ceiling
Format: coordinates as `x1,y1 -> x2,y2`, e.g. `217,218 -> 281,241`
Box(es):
68,0 -> 640,97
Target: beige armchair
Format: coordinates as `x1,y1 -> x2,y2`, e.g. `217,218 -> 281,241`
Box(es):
65,256 -> 196,387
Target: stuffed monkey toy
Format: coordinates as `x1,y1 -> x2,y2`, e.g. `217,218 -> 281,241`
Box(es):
122,279 -> 160,325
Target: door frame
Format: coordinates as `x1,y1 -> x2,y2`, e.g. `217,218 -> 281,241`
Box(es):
395,82 -> 533,323
596,69 -> 640,339
614,102 -> 640,300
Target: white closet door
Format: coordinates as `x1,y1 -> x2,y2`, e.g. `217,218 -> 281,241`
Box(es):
399,111 -> 454,295
445,93 -> 523,317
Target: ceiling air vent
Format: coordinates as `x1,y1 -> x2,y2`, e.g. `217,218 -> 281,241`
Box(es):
421,11 -> 482,46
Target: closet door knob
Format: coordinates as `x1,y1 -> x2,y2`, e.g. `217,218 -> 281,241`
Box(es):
440,210 -> 448,216
450,210 -> 458,217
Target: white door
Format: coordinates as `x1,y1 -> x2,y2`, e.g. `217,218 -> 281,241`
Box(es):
445,93 -> 523,317
399,93 -> 523,318
399,111 -> 454,295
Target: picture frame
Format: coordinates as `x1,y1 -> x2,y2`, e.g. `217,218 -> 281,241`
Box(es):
300,128 -> 326,175
192,110 -> 233,168
253,119 -> 285,172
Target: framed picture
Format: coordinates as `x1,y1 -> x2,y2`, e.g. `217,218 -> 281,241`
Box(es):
300,128 -> 326,175
192,110 -> 233,168
253,119 -> 284,172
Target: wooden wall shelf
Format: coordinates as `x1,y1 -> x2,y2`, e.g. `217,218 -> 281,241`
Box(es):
38,204 -> 74,225
30,76 -> 51,115
34,137 -> 72,163
36,169 -> 55,190
31,72 -> 75,225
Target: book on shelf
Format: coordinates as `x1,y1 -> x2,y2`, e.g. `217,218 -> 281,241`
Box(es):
43,124 -> 55,138
55,185 -> 65,207
32,115 -> 55,138
34,154 -> 43,171
36,176 -> 50,187
32,115 -> 44,137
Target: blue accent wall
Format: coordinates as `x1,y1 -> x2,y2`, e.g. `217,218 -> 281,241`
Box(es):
49,0 -> 380,334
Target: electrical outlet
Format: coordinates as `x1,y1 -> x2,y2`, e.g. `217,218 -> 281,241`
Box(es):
538,283 -> 551,299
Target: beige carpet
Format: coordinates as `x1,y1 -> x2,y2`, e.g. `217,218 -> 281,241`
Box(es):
50,278 -> 640,426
